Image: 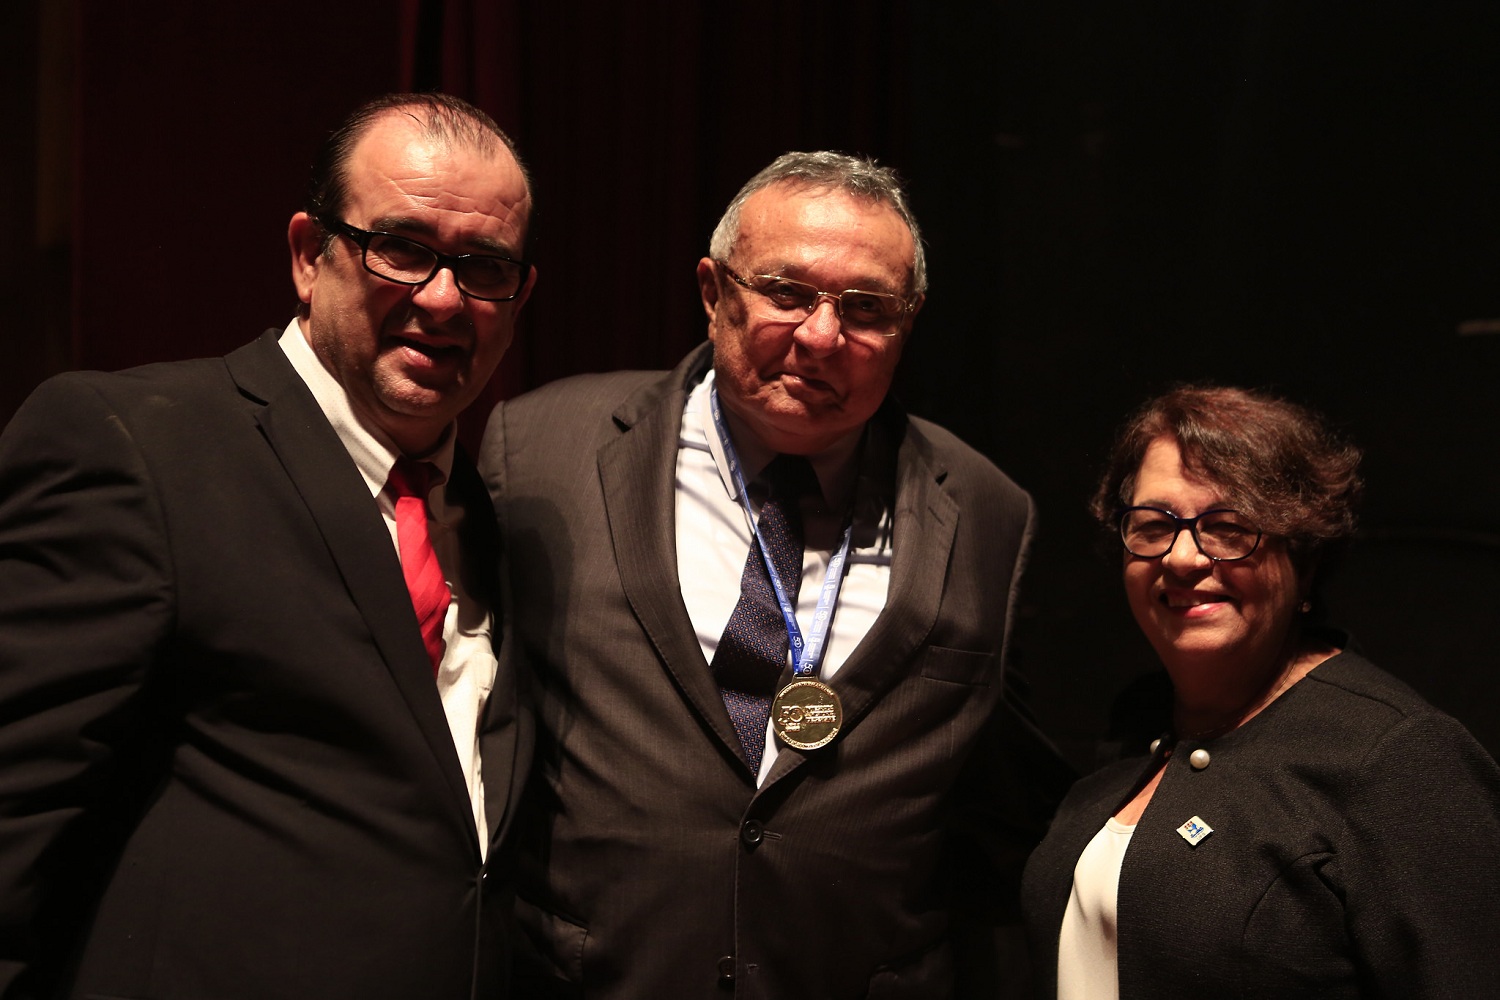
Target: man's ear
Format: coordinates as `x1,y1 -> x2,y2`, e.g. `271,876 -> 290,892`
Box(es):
508,263 -> 538,315
288,212 -> 324,307
901,292 -> 926,337
696,257 -> 721,326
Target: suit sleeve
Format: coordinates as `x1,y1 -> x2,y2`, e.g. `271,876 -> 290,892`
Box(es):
948,491 -> 1077,998
1338,710 -> 1500,997
0,376 -> 176,996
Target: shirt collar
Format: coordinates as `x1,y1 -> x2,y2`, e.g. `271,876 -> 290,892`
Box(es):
278,318 -> 455,499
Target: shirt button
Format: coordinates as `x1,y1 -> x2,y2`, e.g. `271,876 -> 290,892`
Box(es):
1190,748 -> 1212,770
740,819 -> 764,847
718,955 -> 736,982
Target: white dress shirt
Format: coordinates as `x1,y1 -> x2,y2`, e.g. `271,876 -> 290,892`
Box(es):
675,371 -> 893,785
279,320 -> 495,853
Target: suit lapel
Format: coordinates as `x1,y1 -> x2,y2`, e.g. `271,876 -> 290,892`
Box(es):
765,408 -> 959,787
595,348 -> 962,784
224,333 -> 479,839
598,345 -> 750,767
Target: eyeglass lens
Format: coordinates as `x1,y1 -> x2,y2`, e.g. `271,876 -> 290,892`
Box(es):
1119,508 -> 1261,560
363,233 -> 525,300
750,276 -> 903,329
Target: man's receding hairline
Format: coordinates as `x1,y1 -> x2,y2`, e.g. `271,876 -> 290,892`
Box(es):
367,105 -> 506,158
349,108 -> 528,210
733,180 -> 919,258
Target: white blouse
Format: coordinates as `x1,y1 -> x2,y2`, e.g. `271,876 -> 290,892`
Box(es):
1057,817 -> 1135,1000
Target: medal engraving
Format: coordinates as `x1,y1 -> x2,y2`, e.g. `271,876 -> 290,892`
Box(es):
772,679 -> 843,751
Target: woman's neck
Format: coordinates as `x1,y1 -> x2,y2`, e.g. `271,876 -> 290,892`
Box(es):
1171,634 -> 1338,740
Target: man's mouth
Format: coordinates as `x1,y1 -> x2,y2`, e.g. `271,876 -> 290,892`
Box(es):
393,336 -> 465,365
779,371 -> 836,395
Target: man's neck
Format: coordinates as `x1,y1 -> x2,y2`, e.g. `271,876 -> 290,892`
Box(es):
716,400 -> 863,467
714,395 -> 863,513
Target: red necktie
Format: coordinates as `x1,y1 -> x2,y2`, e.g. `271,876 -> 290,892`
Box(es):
386,458 -> 451,676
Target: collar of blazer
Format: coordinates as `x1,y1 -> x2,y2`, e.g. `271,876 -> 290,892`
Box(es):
599,340 -> 961,791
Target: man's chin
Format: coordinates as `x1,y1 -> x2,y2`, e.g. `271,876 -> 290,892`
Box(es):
745,404 -> 862,453
373,376 -> 471,422
378,351 -> 469,396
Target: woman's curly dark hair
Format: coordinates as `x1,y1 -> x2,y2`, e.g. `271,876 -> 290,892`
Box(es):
1091,385 -> 1363,573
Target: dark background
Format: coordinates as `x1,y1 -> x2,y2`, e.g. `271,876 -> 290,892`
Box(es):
8,0 -> 1499,770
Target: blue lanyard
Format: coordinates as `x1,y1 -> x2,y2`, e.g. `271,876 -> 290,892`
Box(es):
709,387 -> 854,677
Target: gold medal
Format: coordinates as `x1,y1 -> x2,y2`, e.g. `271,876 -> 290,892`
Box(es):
772,679 -> 843,751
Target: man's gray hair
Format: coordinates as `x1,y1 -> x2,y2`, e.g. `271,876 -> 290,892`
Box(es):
708,151 -> 928,295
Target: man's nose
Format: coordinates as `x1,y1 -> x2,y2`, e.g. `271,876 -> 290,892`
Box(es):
793,297 -> 844,356
411,266 -> 465,321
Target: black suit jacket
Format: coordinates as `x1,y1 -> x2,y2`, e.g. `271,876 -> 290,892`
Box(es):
482,344 -> 1068,1000
0,331 -> 530,999
1021,649 -> 1500,999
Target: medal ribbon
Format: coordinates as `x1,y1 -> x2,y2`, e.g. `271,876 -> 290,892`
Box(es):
710,387 -> 853,678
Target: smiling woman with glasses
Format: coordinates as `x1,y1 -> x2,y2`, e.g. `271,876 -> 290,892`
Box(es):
1021,384 -> 1500,1000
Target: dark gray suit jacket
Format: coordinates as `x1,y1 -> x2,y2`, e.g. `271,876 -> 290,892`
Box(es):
1022,648 -> 1500,999
0,331 -> 530,1000
483,343 -> 1063,1000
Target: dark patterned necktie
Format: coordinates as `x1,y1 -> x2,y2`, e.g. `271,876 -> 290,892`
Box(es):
386,458 -> 451,677
712,454 -> 821,774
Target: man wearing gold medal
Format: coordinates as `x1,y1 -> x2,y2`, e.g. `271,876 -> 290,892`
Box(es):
483,151 -> 1064,998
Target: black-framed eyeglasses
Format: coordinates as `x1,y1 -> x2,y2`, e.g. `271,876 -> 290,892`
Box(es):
1117,506 -> 1263,562
318,216 -> 532,302
714,261 -> 914,337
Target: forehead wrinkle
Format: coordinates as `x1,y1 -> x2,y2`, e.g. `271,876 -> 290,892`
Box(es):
739,236 -> 908,293
348,130 -> 530,250
755,268 -> 903,298
371,171 -> 515,220
737,202 -> 914,295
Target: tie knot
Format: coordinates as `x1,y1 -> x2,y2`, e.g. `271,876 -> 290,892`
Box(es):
386,457 -> 439,501
761,454 -> 820,504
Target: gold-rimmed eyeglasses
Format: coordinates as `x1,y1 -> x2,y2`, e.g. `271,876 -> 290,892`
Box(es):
715,261 -> 914,337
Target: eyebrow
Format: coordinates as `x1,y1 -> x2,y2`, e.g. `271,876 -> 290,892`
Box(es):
1133,499 -> 1232,515
750,266 -> 904,296
367,214 -> 518,259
